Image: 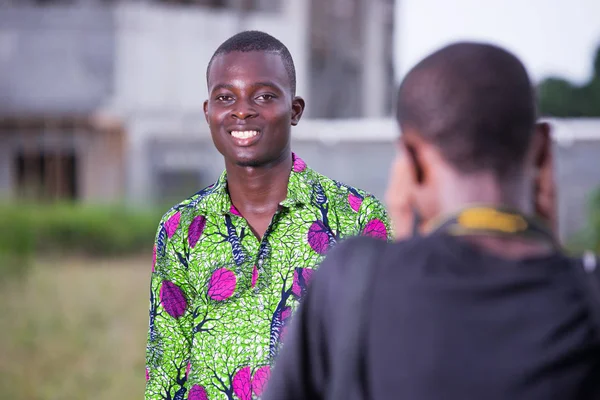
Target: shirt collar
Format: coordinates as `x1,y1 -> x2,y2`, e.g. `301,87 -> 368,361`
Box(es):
281,152 -> 314,208
205,153 -> 315,215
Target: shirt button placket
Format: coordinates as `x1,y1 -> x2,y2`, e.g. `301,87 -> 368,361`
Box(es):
258,257 -> 264,272
257,257 -> 265,310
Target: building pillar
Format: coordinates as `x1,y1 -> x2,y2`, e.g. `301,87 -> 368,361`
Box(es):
361,0 -> 387,117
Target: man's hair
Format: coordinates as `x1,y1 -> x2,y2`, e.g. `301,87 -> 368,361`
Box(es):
206,30 -> 296,95
396,42 -> 537,178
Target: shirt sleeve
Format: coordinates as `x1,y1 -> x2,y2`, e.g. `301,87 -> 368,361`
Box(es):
355,195 -> 394,241
145,212 -> 195,400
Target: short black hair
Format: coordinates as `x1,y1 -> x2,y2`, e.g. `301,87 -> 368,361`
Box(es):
397,42 -> 536,178
206,30 -> 296,95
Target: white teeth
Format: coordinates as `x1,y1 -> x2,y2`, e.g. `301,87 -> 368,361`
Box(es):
230,130 -> 259,139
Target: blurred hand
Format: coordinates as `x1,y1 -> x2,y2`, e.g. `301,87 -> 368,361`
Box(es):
385,150 -> 417,241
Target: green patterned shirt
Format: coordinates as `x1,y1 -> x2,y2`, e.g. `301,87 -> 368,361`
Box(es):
145,154 -> 391,400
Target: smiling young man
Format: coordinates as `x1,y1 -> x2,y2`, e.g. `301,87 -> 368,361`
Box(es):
143,31 -> 391,400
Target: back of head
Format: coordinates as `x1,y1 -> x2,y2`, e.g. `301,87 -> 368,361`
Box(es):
207,30 -> 296,95
396,42 -> 536,179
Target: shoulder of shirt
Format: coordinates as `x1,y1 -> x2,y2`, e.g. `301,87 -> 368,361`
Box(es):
305,168 -> 382,205
157,179 -> 224,223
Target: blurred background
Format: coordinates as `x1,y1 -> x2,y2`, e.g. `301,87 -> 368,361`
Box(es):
0,0 -> 599,399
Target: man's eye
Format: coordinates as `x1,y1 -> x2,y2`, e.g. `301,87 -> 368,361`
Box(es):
257,94 -> 275,101
216,95 -> 233,101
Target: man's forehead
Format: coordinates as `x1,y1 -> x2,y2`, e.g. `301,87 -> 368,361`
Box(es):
208,51 -> 289,87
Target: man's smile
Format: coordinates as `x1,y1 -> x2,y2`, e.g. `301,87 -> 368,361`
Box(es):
228,128 -> 262,146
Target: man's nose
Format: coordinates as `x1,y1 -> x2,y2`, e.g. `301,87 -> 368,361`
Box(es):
231,100 -> 258,120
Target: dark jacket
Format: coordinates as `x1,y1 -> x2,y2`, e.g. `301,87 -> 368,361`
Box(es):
264,235 -> 600,400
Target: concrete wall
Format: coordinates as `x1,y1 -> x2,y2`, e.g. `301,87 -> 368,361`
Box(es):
551,119 -> 600,242
555,139 -> 600,240
0,6 -> 115,114
79,130 -> 125,203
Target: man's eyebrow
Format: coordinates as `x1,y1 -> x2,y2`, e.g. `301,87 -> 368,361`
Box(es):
210,81 -> 284,93
253,81 -> 283,92
210,83 -> 235,92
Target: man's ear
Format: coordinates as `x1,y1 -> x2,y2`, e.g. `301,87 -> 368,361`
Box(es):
533,121 -> 557,235
291,96 -> 305,126
400,134 -> 426,186
203,100 -> 209,124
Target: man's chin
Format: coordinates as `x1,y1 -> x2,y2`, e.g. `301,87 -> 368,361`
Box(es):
226,149 -> 291,169
224,148 -> 263,168
235,158 -> 264,168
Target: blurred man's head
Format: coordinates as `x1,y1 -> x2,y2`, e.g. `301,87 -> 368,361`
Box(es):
386,42 -> 554,236
204,31 -> 305,168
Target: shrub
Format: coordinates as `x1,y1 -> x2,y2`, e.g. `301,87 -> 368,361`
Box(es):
0,208 -> 34,282
565,189 -> 600,254
0,202 -> 164,265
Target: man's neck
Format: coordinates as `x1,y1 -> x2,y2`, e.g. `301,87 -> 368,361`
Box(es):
435,172 -> 554,258
437,172 -> 533,218
225,153 -> 293,216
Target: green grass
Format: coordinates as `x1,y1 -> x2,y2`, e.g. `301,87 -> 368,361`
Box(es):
0,256 -> 152,400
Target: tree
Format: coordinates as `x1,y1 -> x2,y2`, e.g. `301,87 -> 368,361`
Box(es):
538,46 -> 600,117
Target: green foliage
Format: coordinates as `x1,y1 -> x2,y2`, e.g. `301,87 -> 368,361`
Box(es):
565,189 -> 600,254
538,46 -> 600,117
0,202 -> 163,273
0,212 -> 34,282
